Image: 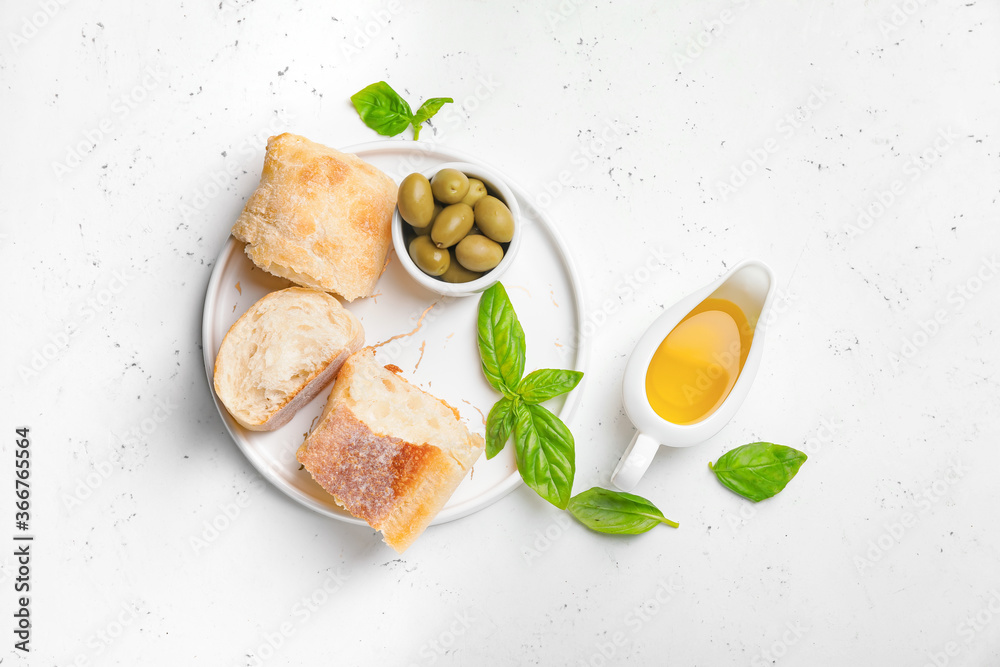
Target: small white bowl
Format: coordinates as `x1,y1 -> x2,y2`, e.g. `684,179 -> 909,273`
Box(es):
392,161 -> 522,297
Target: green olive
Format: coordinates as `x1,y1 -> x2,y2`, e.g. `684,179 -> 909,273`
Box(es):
456,235 -> 504,272
473,196 -> 515,243
397,173 -> 435,228
413,204 -> 441,236
440,252 -> 483,283
408,236 -> 450,276
431,203 -> 474,248
460,179 -> 488,207
431,168 -> 470,204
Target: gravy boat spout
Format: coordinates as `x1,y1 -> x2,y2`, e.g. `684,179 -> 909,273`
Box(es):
612,259 -> 777,491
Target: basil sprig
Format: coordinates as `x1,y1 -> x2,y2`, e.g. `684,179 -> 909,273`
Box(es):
568,487 -> 679,534
517,369 -> 582,404
350,81 -> 452,140
485,397 -> 516,460
513,402 -> 575,508
709,442 -> 807,502
411,98 -> 453,132
476,283 -> 676,531
477,283 -> 525,397
477,283 -> 575,507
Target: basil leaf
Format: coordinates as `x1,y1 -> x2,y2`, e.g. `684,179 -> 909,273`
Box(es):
477,283 -> 526,396
709,442 -> 807,502
517,369 -> 583,404
350,81 -> 413,137
411,97 -> 453,140
485,396 -> 517,459
513,402 -> 575,509
567,487 -> 679,534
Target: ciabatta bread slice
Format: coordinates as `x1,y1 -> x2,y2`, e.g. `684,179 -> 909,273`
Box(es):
231,133 -> 397,301
297,348 -> 485,552
213,287 -> 364,431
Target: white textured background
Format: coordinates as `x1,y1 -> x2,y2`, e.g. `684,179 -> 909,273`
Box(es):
3,1 -> 1000,665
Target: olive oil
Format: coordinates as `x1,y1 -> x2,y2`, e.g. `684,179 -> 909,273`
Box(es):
644,298 -> 754,425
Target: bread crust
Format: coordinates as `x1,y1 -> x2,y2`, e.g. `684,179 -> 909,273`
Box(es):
297,349 -> 485,552
231,133 -> 397,301
296,404 -> 450,528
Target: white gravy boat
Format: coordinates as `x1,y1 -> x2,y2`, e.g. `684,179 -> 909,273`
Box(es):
611,259 -> 777,491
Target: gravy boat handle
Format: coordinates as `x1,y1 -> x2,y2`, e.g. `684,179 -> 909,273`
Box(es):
611,431 -> 660,491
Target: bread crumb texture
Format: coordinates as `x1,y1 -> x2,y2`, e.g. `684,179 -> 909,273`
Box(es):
213,287 -> 363,429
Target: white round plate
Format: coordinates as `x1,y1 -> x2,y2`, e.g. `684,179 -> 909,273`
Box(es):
202,140 -> 588,525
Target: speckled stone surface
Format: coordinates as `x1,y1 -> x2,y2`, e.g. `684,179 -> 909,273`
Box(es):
4,1 -> 1000,664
